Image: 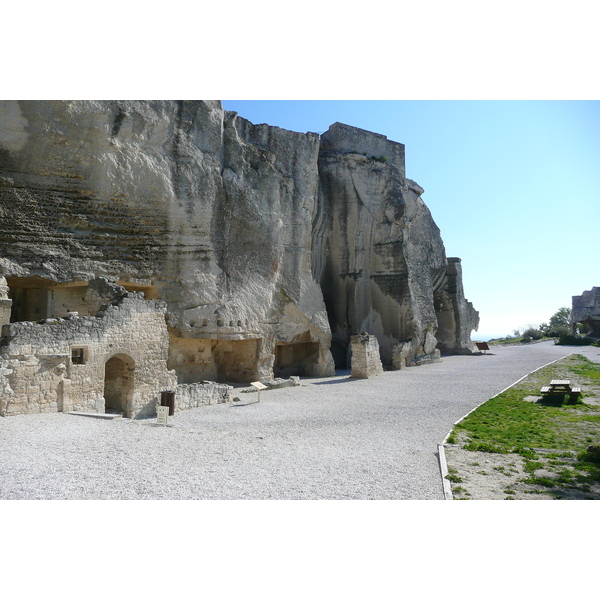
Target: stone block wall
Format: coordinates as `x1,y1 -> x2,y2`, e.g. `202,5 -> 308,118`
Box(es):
350,333 -> 384,379
0,294 -> 177,418
175,381 -> 232,412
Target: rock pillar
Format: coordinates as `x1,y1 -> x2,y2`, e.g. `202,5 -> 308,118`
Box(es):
350,333 -> 384,379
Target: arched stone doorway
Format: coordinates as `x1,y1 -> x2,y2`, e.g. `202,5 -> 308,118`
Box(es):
104,354 -> 135,415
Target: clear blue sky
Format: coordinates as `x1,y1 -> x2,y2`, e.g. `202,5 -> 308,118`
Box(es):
222,100 -> 600,340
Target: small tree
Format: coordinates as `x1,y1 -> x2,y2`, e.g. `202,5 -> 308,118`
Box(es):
541,307 -> 572,337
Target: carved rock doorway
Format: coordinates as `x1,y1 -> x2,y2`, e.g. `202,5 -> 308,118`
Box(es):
104,354 -> 135,416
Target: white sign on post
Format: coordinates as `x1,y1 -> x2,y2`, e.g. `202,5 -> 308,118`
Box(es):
157,405 -> 169,425
250,381 -> 268,402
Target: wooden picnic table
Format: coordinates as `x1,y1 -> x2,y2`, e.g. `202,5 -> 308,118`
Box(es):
540,380 -> 581,403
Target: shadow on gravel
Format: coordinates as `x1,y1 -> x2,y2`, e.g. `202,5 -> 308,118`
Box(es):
311,377 -> 360,386
231,399 -> 260,407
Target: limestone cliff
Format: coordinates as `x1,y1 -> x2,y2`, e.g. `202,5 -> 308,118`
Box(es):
0,100 -> 333,384
315,122 -> 478,364
0,100 -> 478,402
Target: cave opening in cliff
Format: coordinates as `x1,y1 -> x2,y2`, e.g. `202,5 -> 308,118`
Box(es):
274,341 -> 320,377
329,340 -> 349,369
4,277 -> 159,324
117,280 -> 159,299
104,354 -> 135,415
5,276 -> 90,322
168,334 -> 261,384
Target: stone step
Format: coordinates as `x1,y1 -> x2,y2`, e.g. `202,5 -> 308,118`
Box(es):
67,411 -> 123,420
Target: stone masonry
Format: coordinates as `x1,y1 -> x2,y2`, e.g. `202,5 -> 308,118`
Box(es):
0,289 -> 177,418
350,333 -> 384,379
175,381 -> 232,412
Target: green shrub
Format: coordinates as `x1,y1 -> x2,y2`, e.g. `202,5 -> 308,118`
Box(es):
557,334 -> 592,346
522,327 -> 543,340
578,446 -> 600,464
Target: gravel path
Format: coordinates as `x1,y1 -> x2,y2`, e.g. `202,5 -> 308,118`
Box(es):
2,341 -> 599,500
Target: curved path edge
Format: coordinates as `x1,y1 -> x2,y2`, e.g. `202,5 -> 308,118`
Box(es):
437,354 -> 574,500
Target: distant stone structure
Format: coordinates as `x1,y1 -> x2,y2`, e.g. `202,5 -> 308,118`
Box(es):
0,101 -> 479,417
350,333 -> 384,378
572,287 -> 600,338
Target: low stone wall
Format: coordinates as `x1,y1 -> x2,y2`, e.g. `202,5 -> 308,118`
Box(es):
350,333 -> 384,379
175,381 -> 232,412
240,376 -> 300,395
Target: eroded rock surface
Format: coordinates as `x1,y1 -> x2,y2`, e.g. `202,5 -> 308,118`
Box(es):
316,122 -> 478,366
0,101 -> 478,416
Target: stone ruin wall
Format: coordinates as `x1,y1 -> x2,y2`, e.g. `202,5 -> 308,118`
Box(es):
0,289 -> 177,418
0,278 -> 231,418
572,287 -> 600,338
0,100 -> 479,417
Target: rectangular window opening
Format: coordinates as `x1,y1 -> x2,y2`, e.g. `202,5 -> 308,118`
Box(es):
71,346 -> 88,365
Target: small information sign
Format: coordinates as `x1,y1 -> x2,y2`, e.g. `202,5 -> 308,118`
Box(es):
157,405 -> 169,425
250,381 -> 268,402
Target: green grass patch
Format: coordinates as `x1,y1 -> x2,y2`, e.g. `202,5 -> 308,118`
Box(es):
523,460 -> 544,473
452,355 -> 600,453
447,354 -> 600,498
569,357 -> 600,380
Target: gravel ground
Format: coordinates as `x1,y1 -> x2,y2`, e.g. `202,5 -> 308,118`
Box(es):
2,341 -> 599,500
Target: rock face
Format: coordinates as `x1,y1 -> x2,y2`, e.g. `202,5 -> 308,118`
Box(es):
434,258 -> 480,355
315,122 -> 478,366
572,287 -> 600,338
0,101 -> 478,417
